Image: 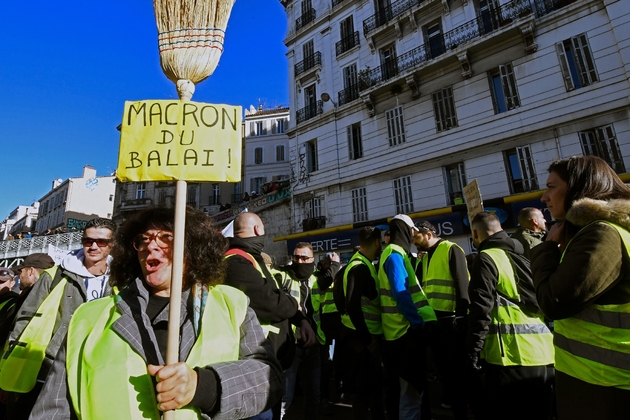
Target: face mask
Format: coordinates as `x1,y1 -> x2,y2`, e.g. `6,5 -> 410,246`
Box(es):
241,236 -> 265,254
293,262 -> 315,279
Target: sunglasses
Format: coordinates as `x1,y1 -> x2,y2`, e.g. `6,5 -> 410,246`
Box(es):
82,238 -> 112,248
133,231 -> 174,252
292,255 -> 313,262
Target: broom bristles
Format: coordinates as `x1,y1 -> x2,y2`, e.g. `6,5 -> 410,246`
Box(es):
153,0 -> 236,86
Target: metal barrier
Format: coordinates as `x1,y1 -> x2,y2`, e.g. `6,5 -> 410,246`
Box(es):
0,232 -> 83,260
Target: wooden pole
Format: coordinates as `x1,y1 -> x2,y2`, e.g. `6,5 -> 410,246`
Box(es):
164,179 -> 187,419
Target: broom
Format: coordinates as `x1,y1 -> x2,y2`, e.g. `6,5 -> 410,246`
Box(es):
154,0 -> 236,100
151,1 -> 237,417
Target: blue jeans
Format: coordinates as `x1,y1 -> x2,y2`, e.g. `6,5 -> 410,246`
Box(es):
399,378 -> 423,420
281,344 -> 321,420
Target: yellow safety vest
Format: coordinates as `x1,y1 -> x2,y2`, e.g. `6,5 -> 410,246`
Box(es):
377,244 -> 436,341
67,284 -> 248,420
555,221 -> 630,389
0,266 -> 64,392
310,276 -> 327,345
480,248 -> 554,366
422,241 -> 469,313
224,251 -> 280,337
341,252 -> 382,335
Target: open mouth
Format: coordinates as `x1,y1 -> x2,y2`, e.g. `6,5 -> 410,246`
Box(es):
145,258 -> 163,272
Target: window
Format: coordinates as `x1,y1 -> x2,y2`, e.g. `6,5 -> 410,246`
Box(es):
380,44 -> 398,80
351,187 -> 368,222
254,147 -> 263,164
393,175 -> 414,214
556,34 -> 598,91
432,86 -> 458,132
233,182 -> 242,203
340,64 -> 359,105
347,122 -> 363,160
426,22 -> 444,58
276,145 -> 286,162
444,163 -> 467,205
579,125 -> 625,173
303,39 -> 314,66
209,184 -> 220,205
305,197 -> 322,219
187,184 -> 198,205
256,121 -> 266,136
276,118 -> 286,134
250,177 -> 266,194
135,183 -> 146,199
386,106 -> 405,146
249,121 -> 255,136
158,189 -> 168,206
504,145 -> 538,193
490,63 -> 520,113
478,0 -> 498,35
306,140 -> 318,173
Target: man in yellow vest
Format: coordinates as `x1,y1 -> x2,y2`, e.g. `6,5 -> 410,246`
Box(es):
378,214 -> 437,420
2,218 -> 116,420
413,220 -> 469,419
337,226 -> 386,419
467,212 -> 554,420
224,212 -> 315,420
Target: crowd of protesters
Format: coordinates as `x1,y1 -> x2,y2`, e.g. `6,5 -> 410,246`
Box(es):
0,155 -> 628,420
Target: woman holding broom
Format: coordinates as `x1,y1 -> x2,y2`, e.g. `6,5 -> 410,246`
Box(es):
31,207 -> 282,419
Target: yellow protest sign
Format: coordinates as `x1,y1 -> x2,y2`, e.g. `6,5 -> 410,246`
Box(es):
117,100 -> 242,182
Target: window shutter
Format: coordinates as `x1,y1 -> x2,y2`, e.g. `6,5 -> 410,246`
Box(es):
499,64 -> 519,109
249,122 -> 255,136
555,42 -> 575,91
571,34 -> 597,86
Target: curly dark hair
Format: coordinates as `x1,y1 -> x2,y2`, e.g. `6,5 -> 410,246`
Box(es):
109,206 -> 228,291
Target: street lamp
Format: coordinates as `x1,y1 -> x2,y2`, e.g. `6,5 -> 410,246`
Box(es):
321,92 -> 338,108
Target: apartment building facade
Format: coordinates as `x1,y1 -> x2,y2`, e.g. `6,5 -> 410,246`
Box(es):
278,0 -> 630,259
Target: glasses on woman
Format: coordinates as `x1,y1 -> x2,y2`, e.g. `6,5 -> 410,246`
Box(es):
82,238 -> 112,248
133,231 -> 174,252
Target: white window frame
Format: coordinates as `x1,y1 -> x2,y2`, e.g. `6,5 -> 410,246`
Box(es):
579,124 -> 625,173
254,147 -> 263,165
250,177 -> 266,194
491,63 -> 520,113
305,197 -> 322,219
505,145 -> 538,193
393,175 -> 414,214
347,122 -> 363,160
444,163 -> 467,205
210,184 -> 220,205
277,118 -> 286,134
351,187 -> 369,223
386,106 -> 406,147
432,86 -> 458,132
276,145 -> 286,162
556,33 -> 598,91
256,121 -> 266,136
135,183 -> 146,199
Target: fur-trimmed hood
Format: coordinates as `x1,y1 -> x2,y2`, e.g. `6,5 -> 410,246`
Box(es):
566,198 -> 630,231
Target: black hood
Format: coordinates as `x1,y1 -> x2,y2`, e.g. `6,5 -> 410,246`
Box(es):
389,219 -> 413,253
477,230 -> 524,255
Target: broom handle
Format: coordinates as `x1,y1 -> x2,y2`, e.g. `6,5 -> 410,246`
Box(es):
164,179 -> 187,419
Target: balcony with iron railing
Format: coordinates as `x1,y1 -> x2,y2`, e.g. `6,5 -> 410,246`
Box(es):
296,8 -> 316,31
363,0 -> 423,35
336,31 -> 360,57
296,100 -> 323,124
295,52 -> 322,77
302,216 -> 326,232
359,0 -> 532,91
338,85 -> 360,106
119,197 -> 153,210
534,0 -> 579,17
332,0 -> 348,7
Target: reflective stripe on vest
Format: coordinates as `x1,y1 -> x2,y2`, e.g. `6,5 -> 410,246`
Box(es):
224,251 -> 280,337
341,252 -> 382,333
67,284 -> 248,419
480,248 -> 554,366
377,244 -> 436,341
310,276 -> 327,345
555,221 -> 630,389
422,241 -> 468,312
0,266 -> 64,392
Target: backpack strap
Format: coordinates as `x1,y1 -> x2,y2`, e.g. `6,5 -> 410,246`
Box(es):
225,248 -> 257,266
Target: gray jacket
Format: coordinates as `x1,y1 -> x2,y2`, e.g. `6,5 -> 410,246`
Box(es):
30,278 -> 283,420
510,228 -> 545,260
8,250 -> 112,379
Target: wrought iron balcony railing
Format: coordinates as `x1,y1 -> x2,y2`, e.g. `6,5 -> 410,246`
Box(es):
295,52 -> 322,77
338,85 -> 360,106
332,0 -> 347,7
534,0 -> 578,17
336,31 -> 360,56
302,216 -> 326,232
359,0 -> 532,90
296,8 -> 316,31
296,100 -> 323,124
363,0 -> 423,35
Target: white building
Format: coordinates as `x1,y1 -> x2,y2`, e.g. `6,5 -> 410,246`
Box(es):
35,165 -> 116,233
277,0 -> 630,260
1,203 -> 39,238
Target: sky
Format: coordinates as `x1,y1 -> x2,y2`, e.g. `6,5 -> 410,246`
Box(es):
0,0 -> 288,219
